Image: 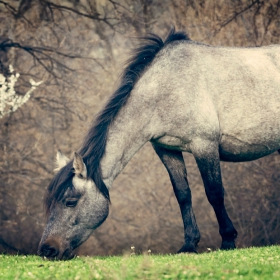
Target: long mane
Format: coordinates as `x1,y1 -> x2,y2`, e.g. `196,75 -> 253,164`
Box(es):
45,28 -> 190,213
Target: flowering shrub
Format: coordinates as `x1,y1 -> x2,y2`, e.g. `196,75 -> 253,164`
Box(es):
0,65 -> 42,118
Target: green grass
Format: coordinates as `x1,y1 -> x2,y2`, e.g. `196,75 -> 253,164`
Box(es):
1,246 -> 280,279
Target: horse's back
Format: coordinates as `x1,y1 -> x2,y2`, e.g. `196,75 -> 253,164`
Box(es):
205,45 -> 280,161
146,41 -> 280,161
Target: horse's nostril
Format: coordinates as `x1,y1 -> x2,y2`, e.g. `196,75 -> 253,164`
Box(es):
40,244 -> 59,258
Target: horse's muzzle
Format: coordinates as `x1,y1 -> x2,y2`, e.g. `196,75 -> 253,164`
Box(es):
38,237 -> 73,260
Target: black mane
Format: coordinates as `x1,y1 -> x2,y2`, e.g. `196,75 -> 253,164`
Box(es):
45,28 -> 190,213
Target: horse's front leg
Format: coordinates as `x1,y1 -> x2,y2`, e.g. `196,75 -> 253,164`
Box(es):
152,143 -> 200,253
191,139 -> 237,250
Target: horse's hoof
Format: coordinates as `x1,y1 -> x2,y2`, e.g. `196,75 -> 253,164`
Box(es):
177,244 -> 197,254
220,240 -> 236,250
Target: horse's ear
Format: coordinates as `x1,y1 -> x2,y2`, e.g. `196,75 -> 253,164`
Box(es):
54,149 -> 70,172
73,152 -> 87,178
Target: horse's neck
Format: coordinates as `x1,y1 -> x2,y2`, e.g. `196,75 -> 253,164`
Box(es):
100,88 -> 153,189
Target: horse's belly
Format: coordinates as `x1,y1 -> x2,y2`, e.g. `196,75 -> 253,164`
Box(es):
154,135 -> 192,152
219,133 -> 280,162
153,130 -> 280,162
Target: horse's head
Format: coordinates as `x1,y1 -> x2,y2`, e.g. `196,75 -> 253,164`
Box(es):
37,151 -> 109,260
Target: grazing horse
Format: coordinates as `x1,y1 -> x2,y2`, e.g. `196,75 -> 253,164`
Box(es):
38,28 -> 280,260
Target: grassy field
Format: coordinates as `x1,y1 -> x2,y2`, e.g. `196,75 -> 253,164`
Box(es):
1,246 -> 280,279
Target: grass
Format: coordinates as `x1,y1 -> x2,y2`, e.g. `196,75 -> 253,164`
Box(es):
1,246 -> 280,279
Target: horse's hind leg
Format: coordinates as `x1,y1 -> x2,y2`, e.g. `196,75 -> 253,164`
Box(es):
190,140 -> 237,250
152,143 -> 200,253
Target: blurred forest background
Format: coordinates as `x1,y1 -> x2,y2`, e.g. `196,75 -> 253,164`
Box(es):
1,0 -> 280,256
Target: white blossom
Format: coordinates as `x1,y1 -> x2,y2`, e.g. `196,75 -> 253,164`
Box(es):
0,65 -> 42,118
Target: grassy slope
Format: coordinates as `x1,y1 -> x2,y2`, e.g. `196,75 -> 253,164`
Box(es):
1,246 -> 280,279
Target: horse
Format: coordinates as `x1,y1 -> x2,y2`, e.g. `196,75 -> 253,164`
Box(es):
38,28 -> 280,260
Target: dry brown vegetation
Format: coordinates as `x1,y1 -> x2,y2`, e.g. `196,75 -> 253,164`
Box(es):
0,0 -> 280,256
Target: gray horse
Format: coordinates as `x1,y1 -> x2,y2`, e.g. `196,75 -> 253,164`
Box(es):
38,28 -> 280,260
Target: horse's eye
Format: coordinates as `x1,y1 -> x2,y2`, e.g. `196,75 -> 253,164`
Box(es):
65,199 -> 78,207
